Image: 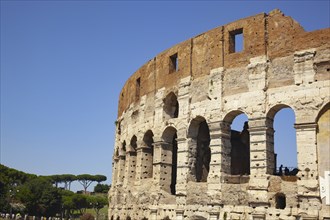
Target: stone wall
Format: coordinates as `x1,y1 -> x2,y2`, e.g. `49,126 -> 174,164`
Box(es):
109,9 -> 330,220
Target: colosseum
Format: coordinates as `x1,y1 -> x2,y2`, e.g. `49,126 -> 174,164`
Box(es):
108,9 -> 330,220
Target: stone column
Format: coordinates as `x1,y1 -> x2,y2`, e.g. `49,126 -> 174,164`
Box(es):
218,121 -> 231,176
123,148 -> 137,187
249,117 -> 275,176
175,209 -> 184,220
116,153 -> 126,185
135,142 -> 153,185
248,117 -> 273,208
294,122 -> 320,214
112,156 -> 119,186
150,207 -> 157,220
209,211 -> 220,220
207,120 -> 223,194
153,140 -> 173,193
175,137 -> 190,203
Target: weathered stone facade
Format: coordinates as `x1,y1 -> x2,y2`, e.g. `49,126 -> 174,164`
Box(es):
109,9 -> 330,220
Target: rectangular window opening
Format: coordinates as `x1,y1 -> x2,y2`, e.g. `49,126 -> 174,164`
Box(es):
136,77 -> 141,99
169,53 -> 178,73
229,28 -> 244,53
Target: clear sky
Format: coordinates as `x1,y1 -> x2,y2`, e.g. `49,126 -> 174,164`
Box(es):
1,1 -> 329,191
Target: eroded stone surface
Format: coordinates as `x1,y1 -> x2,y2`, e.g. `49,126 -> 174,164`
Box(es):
109,9 -> 330,220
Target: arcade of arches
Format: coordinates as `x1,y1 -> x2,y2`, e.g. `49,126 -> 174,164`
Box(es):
109,10 -> 330,219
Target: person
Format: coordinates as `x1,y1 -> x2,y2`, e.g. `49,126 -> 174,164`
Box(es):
279,164 -> 283,176
284,167 -> 289,176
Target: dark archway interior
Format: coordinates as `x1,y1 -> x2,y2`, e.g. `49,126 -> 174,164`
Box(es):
230,121 -> 250,175
275,193 -> 286,209
196,120 -> 211,182
143,130 -> 154,155
163,92 -> 179,118
170,133 -> 178,195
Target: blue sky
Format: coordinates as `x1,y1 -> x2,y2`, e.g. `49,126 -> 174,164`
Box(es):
1,1 -> 329,191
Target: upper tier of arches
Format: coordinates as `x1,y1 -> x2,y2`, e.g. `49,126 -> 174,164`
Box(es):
117,9 -> 330,117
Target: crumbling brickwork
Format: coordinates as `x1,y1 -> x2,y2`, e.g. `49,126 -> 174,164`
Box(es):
109,9 -> 330,220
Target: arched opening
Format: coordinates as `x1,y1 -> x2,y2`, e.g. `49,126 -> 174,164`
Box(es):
268,105 -> 297,176
122,141 -> 126,153
127,136 -> 137,182
225,112 -> 250,175
142,130 -> 154,178
316,103 -> 330,200
126,216 -> 131,220
119,141 -> 126,183
187,116 -> 211,182
162,126 -> 178,195
130,135 -> 137,151
163,92 -> 179,119
275,193 -> 286,209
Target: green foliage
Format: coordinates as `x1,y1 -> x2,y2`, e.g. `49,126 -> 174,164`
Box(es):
94,184 -> 110,193
46,174 -> 77,190
77,174 -> 107,193
0,164 -> 108,218
87,196 -> 107,209
94,175 -> 107,183
80,213 -> 95,220
0,164 -> 37,213
16,177 -> 62,217
0,164 -> 37,186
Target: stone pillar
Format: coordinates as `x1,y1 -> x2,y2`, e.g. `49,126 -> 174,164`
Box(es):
112,156 -> 119,186
116,153 -> 126,185
175,137 -> 189,198
123,149 -> 137,187
207,120 -> 222,194
293,49 -> 316,85
135,143 -> 153,185
218,121 -> 231,176
249,117 -> 275,176
153,140 -> 173,193
150,207 -> 157,220
175,209 -> 184,220
248,117 -> 273,208
177,76 -> 191,117
295,122 -> 320,214
209,211 -> 220,220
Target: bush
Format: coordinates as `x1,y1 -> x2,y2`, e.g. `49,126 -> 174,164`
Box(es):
80,213 -> 95,220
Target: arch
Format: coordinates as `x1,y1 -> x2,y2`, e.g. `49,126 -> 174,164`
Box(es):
143,130 -> 154,148
125,135 -> 138,184
267,104 -> 297,176
221,110 -> 250,175
161,126 -> 178,195
275,193 -> 286,209
231,114 -> 250,175
223,110 -> 246,124
315,102 -> 330,122
316,102 -> 330,199
115,148 -> 119,157
130,135 -> 137,152
118,141 -> 127,183
121,141 -> 126,154
142,130 -> 154,178
267,104 -> 293,120
162,126 -> 178,143
163,92 -> 179,119
187,116 -> 211,182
